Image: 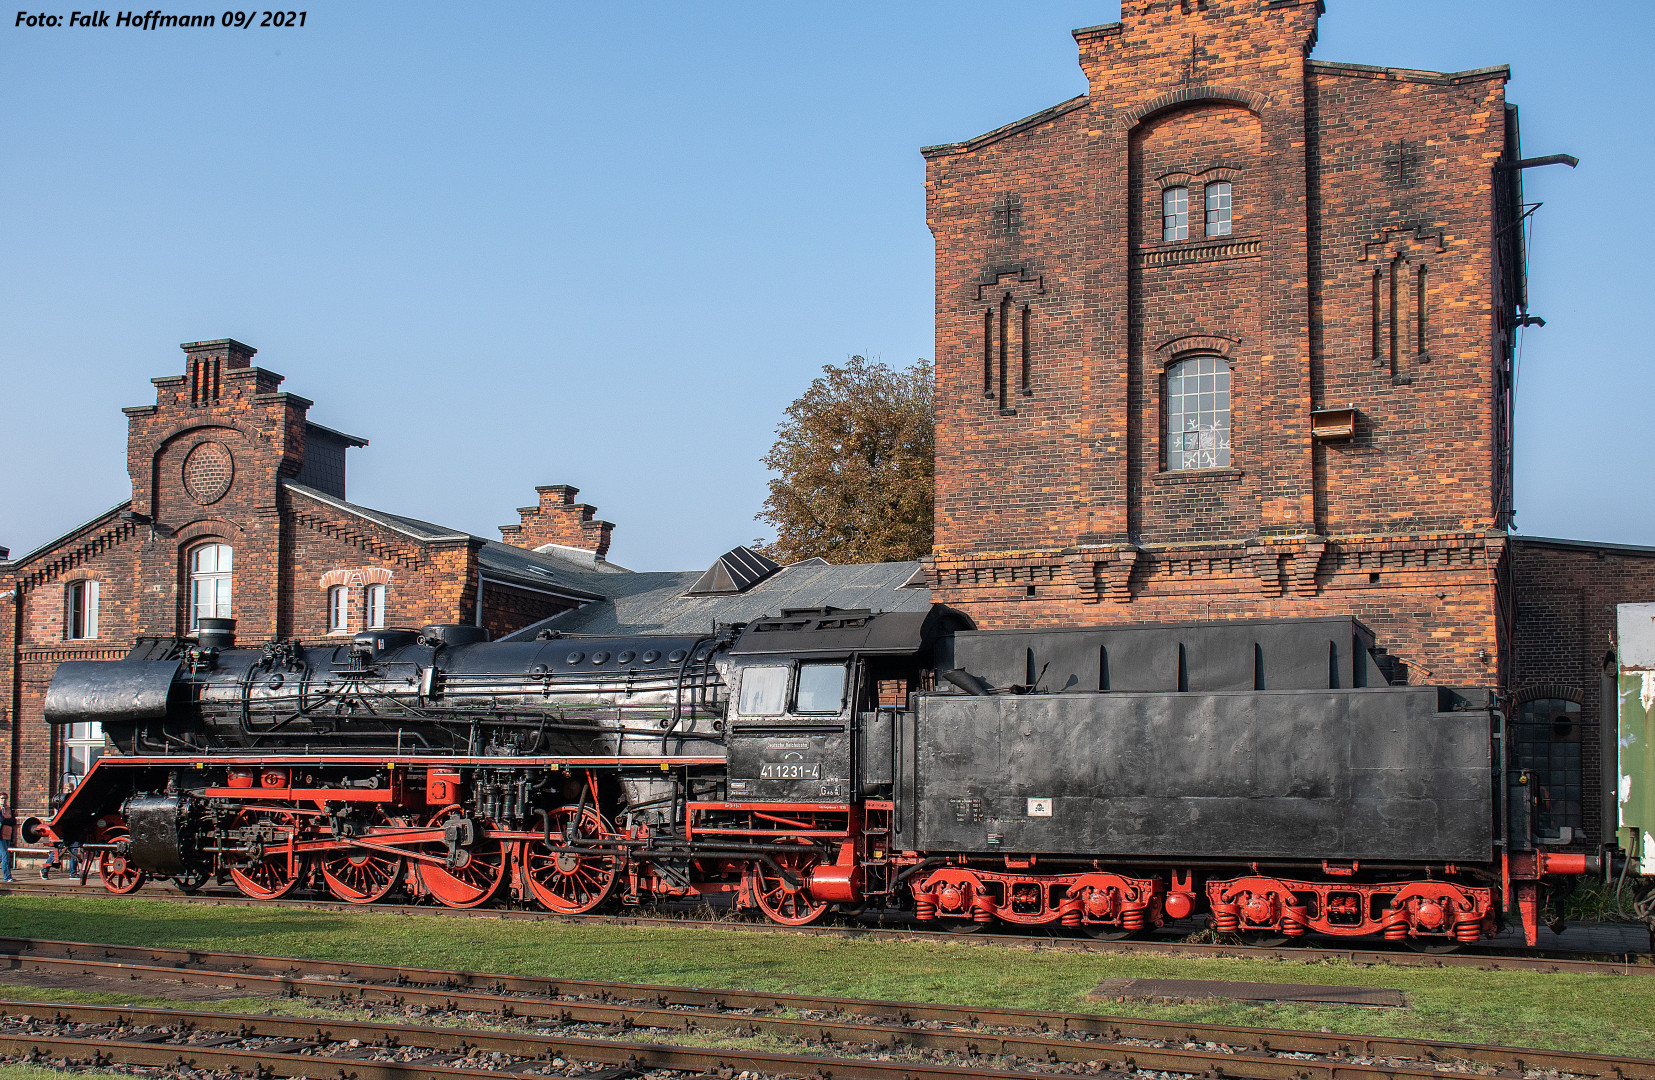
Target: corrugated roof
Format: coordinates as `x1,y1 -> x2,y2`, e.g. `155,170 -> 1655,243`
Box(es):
501,559 -> 933,639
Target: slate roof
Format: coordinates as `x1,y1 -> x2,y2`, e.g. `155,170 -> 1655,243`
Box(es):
500,559 -> 933,640
285,483 -> 618,600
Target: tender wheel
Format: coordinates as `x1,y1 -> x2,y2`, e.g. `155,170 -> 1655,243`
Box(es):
1082,925 -> 1142,941
98,830 -> 145,895
229,810 -> 307,900
321,816 -> 404,904
1404,939 -> 1461,954
751,843 -> 828,926
521,805 -> 617,914
413,806 -> 506,909
936,917 -> 985,934
1238,931 -> 1292,948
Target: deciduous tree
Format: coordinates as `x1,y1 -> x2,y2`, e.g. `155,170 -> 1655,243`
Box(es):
756,356 -> 933,564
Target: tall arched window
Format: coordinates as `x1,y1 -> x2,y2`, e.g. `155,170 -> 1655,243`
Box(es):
188,543 -> 233,630
1162,185 -> 1189,241
1166,355 -> 1231,470
1513,697 -> 1583,835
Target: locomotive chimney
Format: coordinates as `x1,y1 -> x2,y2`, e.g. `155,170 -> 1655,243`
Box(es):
196,617 -> 235,651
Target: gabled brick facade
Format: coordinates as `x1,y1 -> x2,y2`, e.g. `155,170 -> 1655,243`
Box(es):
0,339 -> 617,816
925,0 -> 1519,691
922,0 -> 1655,850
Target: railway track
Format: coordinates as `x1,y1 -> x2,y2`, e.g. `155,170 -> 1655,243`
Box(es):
3,879 -> 1650,976
1,941 -> 1653,1080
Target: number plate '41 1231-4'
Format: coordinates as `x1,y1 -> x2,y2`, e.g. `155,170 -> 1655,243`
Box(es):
759,762 -> 821,780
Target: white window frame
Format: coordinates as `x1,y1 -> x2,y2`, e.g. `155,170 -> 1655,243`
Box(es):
63,720 -> 104,789
1204,180 -> 1232,236
66,579 -> 99,640
1166,354 -> 1232,471
365,583 -> 386,629
188,543 -> 233,631
327,585 -> 350,632
1162,185 -> 1189,241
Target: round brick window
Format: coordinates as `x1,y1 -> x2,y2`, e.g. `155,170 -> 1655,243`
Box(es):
182,441 -> 234,505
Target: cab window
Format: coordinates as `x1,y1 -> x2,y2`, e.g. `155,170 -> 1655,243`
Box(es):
737,665 -> 789,715
795,663 -> 847,714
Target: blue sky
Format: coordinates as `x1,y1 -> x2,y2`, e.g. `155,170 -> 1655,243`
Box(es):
2,1 -> 1649,571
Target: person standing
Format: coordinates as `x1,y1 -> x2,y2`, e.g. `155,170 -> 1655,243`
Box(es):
0,794 -> 15,883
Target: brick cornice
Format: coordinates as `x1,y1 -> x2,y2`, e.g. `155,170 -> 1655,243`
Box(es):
14,520 -> 140,592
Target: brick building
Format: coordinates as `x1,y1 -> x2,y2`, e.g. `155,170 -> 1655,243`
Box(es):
921,0 -> 1654,847
0,338 -> 625,815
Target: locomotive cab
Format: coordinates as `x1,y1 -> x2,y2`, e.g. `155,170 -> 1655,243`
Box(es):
723,606 -> 959,805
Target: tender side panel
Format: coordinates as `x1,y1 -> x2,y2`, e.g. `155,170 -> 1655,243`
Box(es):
946,618 -> 1386,693
912,688 -> 1492,862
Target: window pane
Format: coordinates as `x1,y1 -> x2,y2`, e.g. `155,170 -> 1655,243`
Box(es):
1514,698 -> 1583,832
1162,186 -> 1188,241
1166,355 -> 1231,471
737,665 -> 790,716
189,545 -> 233,629
1205,181 -> 1232,236
367,585 -> 385,629
795,663 -> 848,714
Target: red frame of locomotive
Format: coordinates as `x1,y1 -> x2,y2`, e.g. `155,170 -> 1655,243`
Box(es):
48,749 -> 1588,948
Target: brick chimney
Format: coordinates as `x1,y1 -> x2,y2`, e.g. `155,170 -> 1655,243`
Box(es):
499,485 -> 614,559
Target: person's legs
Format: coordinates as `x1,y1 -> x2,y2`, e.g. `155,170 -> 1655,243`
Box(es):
0,838 -> 12,882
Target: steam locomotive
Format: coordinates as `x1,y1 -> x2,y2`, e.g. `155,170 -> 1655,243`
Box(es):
32,608 -> 1599,948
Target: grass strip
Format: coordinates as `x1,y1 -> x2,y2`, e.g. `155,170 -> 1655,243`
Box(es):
0,895 -> 1649,1056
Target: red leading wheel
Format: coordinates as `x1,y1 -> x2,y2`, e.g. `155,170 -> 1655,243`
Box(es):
98,829 -> 145,895
413,806 -> 507,909
320,814 -> 404,904
750,842 -> 828,926
521,805 -> 618,914
229,810 -> 307,900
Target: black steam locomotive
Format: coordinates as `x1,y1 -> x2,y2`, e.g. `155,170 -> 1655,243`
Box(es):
33,608 -> 1596,947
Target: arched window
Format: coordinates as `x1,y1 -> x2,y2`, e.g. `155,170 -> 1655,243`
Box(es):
1204,181 -> 1231,236
365,583 -> 386,629
188,543 -> 232,630
1162,186 -> 1189,241
1513,697 -> 1583,835
1166,355 -> 1231,470
327,585 -> 349,631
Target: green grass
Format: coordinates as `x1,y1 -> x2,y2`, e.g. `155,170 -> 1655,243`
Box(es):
0,895 -> 1650,1057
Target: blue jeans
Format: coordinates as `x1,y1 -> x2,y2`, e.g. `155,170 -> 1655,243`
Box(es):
0,838 -> 12,882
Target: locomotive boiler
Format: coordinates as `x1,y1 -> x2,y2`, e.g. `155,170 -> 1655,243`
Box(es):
32,608 -> 1601,948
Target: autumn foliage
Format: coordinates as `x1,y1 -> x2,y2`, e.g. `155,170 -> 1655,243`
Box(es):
756,356 -> 934,564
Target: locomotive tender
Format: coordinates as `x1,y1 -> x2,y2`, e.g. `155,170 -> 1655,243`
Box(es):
34,607 -> 1599,947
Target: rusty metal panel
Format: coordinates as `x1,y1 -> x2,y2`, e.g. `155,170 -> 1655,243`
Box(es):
1618,603 -> 1655,874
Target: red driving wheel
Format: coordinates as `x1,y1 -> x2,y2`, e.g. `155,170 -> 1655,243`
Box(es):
521,805 -> 618,914
750,841 -> 828,926
98,828 -> 145,894
412,806 -> 507,909
229,810 -> 307,900
320,813 -> 404,904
